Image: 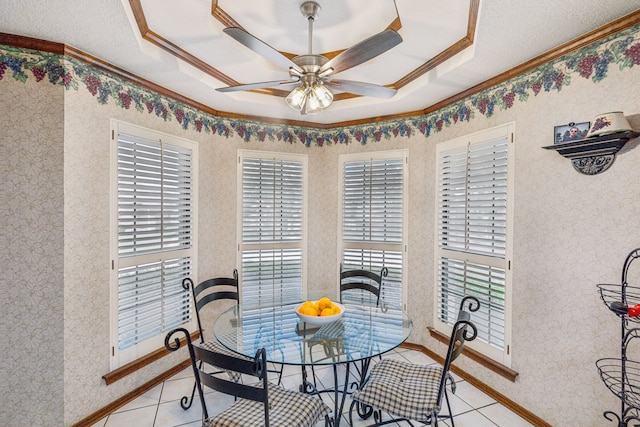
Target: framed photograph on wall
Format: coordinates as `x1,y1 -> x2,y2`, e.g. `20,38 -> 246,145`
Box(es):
554,121 -> 590,144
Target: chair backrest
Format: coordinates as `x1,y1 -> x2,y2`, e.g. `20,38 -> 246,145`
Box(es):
182,269 -> 239,342
436,295 -> 479,407
339,263 -> 388,306
165,328 -> 270,425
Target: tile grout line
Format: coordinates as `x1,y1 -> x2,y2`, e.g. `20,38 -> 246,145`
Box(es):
151,381 -> 164,427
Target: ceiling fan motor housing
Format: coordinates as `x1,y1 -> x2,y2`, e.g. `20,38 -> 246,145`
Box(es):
290,54 -> 329,83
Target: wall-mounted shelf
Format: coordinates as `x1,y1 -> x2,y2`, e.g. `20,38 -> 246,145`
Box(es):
542,130 -> 639,175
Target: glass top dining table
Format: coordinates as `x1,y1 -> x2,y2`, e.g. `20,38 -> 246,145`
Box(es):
213,300 -> 413,367
213,300 -> 412,426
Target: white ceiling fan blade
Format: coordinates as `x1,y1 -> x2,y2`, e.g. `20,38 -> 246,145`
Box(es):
217,80 -> 298,92
320,29 -> 402,76
223,27 -> 303,73
326,79 -> 397,98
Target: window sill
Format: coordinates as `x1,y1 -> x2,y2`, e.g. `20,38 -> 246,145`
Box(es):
427,327 -> 518,382
103,330 -> 200,385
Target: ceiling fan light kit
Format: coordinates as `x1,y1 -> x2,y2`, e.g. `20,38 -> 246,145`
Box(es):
216,1 -> 403,115
286,80 -> 333,114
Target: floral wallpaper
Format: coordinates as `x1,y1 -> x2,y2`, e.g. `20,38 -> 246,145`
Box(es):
2,24 -> 640,145
2,77 -> 65,425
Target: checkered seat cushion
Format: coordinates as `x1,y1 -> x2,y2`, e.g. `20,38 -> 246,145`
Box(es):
351,358 -> 451,422
206,382 -> 330,427
199,340 -> 245,383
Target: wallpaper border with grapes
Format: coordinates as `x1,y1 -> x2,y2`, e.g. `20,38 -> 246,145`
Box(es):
2,24 -> 640,147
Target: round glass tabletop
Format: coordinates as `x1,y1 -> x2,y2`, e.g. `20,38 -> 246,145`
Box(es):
213,302 -> 413,366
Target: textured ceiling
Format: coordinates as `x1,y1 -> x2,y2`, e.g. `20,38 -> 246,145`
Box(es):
1,0 -> 640,125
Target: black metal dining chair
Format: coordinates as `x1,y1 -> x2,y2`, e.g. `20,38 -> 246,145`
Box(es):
339,263 -> 388,306
180,270 -> 283,410
348,296 -> 480,427
165,328 -> 331,427
338,264 -> 390,384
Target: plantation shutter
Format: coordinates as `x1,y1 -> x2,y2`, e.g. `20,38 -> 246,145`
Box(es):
341,154 -> 405,308
116,132 -> 194,354
436,130 -> 510,361
240,154 -> 306,307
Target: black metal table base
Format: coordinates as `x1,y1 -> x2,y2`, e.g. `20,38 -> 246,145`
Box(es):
301,362 -> 357,427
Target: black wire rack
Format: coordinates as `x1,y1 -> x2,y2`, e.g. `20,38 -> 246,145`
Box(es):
596,248 -> 640,427
597,357 -> 640,409
598,284 -> 640,324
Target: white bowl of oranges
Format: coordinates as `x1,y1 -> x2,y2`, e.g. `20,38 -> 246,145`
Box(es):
296,297 -> 345,325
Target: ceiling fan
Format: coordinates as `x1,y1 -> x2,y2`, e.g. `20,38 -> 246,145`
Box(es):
216,1 -> 403,115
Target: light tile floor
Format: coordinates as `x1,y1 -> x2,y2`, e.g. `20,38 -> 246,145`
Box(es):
91,347 -> 534,427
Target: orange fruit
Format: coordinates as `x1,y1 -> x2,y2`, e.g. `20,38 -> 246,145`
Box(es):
332,305 -> 341,315
320,307 -> 334,317
318,297 -> 332,311
300,305 -> 319,316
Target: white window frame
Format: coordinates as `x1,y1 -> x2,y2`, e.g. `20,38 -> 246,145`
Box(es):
109,120 -> 198,370
338,149 -> 408,310
434,122 -> 514,367
236,150 -> 308,307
